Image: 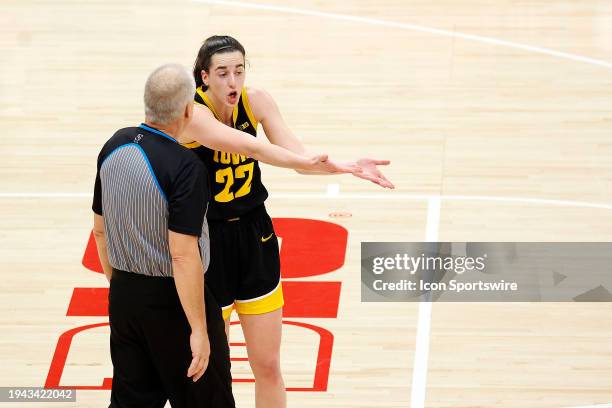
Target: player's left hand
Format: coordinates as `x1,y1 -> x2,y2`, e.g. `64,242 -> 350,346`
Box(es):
352,158 -> 395,189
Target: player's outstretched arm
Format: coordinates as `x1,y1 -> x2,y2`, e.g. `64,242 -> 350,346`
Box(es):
181,104 -> 359,174
248,87 -> 394,189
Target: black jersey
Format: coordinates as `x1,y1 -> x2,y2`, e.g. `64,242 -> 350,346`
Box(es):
93,124 -> 210,276
183,87 -> 268,221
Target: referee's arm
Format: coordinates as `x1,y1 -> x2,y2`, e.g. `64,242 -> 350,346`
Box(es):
169,230 -> 208,382
92,159 -> 113,283
93,214 -> 113,282
168,159 -> 210,382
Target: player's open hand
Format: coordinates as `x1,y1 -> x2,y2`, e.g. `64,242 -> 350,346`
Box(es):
187,329 -> 210,382
352,158 -> 394,189
310,154 -> 362,174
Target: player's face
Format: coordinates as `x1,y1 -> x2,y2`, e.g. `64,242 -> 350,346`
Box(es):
203,51 -> 246,108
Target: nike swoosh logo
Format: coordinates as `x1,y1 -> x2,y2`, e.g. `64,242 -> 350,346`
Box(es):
261,233 -> 274,242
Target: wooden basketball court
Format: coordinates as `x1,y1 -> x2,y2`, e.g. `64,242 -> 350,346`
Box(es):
2,1 -> 612,407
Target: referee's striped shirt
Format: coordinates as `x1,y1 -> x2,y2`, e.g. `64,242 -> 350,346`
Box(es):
92,124 -> 210,277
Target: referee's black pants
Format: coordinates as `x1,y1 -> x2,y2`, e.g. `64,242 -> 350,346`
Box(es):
108,269 -> 235,408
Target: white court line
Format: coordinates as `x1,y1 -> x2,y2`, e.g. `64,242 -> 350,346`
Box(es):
5,191 -> 612,211
0,192 -> 93,198
193,0 -> 612,69
326,183 -> 340,197
410,197 -> 440,408
566,405 -> 612,408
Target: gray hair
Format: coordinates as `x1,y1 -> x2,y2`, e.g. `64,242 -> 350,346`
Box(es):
144,64 -> 195,125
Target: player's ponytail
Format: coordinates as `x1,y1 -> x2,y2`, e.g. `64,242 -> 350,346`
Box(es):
193,35 -> 246,91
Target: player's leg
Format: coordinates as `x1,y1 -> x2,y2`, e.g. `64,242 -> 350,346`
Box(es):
235,206 -> 286,408
239,308 -> 285,408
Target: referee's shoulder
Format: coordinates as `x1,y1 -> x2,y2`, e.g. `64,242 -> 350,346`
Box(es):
106,126 -> 138,140
97,126 -> 139,161
104,126 -> 139,146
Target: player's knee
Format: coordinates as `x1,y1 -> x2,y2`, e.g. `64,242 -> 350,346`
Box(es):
250,356 -> 282,383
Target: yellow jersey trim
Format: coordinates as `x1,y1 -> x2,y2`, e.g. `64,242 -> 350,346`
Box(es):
194,88 -> 206,107
232,102 -> 239,126
241,87 -> 258,129
221,305 -> 234,321
181,140 -> 201,149
234,282 -> 284,315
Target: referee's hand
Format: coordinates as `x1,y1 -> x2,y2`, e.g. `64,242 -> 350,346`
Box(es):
187,329 -> 210,382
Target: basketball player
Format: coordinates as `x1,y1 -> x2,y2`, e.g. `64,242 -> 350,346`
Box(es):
179,35 -> 394,408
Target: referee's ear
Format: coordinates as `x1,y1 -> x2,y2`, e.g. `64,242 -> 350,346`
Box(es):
184,102 -> 194,127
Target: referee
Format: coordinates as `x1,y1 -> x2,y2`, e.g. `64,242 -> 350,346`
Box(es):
91,64 -> 235,407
